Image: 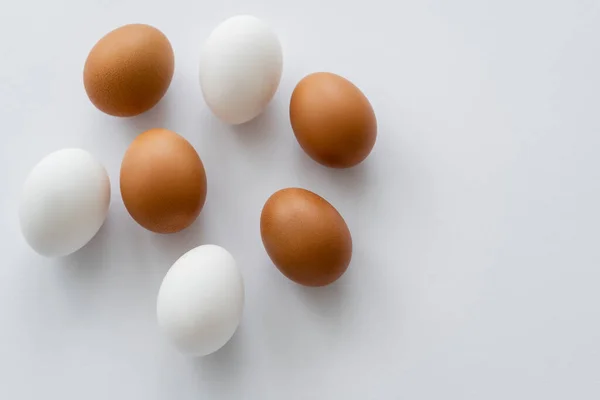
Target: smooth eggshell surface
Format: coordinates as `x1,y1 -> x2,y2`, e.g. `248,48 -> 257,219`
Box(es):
120,128 -> 207,234
260,188 -> 352,287
84,24 -> 174,117
199,15 -> 283,124
157,245 -> 245,357
19,149 -> 111,257
290,72 -> 377,168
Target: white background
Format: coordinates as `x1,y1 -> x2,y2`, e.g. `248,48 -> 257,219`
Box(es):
1,0 -> 599,398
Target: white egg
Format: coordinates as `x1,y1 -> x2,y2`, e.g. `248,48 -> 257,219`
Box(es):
19,149 -> 111,257
157,245 -> 245,357
199,15 -> 283,125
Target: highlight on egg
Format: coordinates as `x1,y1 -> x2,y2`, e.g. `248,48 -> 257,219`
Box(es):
199,15 -> 283,125
157,245 -> 245,357
120,128 -> 207,234
84,24 -> 174,117
290,72 -> 377,168
19,149 -> 111,257
260,188 -> 353,287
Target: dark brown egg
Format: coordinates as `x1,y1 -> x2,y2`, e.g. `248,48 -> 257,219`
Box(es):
120,129 -> 207,233
260,188 -> 352,287
84,24 -> 174,117
290,72 -> 377,168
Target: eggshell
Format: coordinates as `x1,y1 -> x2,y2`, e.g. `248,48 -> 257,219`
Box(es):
199,15 -> 283,124
19,149 -> 111,257
290,72 -> 377,168
84,24 -> 174,117
260,188 -> 352,286
157,245 -> 245,357
120,128 -> 207,234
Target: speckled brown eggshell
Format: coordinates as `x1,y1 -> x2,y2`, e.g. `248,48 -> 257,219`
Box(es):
84,24 -> 174,117
260,188 -> 352,287
120,129 -> 207,234
290,72 -> 377,168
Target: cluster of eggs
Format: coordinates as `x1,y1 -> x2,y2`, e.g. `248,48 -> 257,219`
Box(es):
19,15 -> 376,357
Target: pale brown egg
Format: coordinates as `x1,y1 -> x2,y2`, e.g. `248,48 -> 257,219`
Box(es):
120,129 -> 207,233
260,188 -> 352,287
84,24 -> 174,117
290,72 -> 377,168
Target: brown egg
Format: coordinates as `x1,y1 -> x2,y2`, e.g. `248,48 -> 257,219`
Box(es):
84,24 -> 174,117
120,128 -> 207,233
290,72 -> 377,168
260,188 -> 352,287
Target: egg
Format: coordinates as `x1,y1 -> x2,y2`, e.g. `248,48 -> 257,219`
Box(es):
84,24 -> 174,117
157,245 -> 244,356
199,15 -> 283,124
260,188 -> 352,286
120,128 -> 207,233
19,149 -> 111,257
290,72 -> 377,168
